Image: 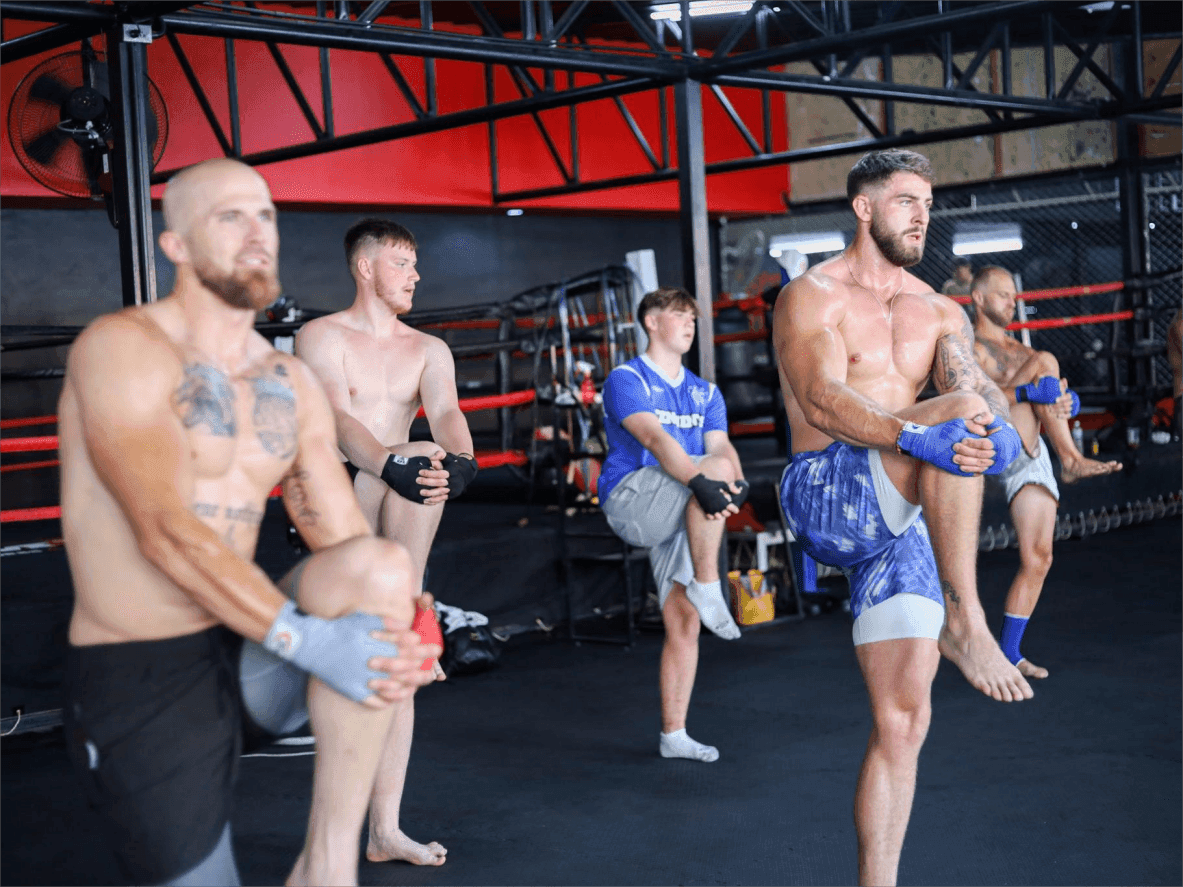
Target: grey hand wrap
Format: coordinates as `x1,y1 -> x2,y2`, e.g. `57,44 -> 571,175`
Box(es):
263,600 -> 399,703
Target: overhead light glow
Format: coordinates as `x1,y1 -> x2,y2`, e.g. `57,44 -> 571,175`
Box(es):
650,1 -> 754,21
768,231 -> 845,256
506,208 -> 524,217
952,223 -> 1023,256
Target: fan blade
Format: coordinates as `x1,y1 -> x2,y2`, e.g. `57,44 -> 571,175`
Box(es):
24,126 -> 70,166
29,74 -> 74,107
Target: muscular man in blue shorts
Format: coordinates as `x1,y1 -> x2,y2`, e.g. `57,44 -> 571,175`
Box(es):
600,286 -> 748,763
773,150 -> 1029,887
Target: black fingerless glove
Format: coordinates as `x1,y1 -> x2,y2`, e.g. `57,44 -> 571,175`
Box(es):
687,473 -> 734,515
380,454 -> 434,501
729,479 -> 751,510
441,453 -> 479,500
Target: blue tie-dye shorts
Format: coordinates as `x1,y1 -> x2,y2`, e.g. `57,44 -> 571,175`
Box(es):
779,442 -> 943,621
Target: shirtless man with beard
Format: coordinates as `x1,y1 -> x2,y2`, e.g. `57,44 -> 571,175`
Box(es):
59,158 -> 439,887
296,218 -> 476,867
970,265 -> 1120,678
773,149 -> 1029,887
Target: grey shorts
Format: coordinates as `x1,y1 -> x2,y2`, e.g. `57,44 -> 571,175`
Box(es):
996,437 -> 1059,504
601,464 -> 700,609
239,558 -> 311,737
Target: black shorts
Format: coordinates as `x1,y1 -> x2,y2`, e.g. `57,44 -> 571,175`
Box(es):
344,459 -> 360,484
63,627 -> 242,884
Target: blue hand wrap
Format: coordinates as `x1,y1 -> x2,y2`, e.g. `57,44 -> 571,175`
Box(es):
896,418 -> 978,477
1066,389 -> 1081,418
1015,375 -> 1061,404
983,417 -> 1022,475
264,600 -> 399,703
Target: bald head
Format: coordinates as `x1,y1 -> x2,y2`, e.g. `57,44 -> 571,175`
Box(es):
162,158 -> 271,236
158,158 -> 281,311
970,265 -> 1013,295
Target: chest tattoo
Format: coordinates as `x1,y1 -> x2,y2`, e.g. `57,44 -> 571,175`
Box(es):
174,364 -> 236,436
250,373 -> 297,458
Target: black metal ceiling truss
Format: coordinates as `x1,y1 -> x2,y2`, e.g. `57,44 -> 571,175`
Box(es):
4,1 -> 1175,197
1,0 -> 1179,343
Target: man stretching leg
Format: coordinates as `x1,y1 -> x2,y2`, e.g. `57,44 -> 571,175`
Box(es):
600,286 -> 747,763
297,218 -> 475,867
970,265 -> 1120,677
773,149 -> 1030,887
58,159 -> 438,887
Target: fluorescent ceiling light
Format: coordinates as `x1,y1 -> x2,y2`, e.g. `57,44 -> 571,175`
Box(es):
952,222 -> 1022,256
768,232 -> 845,256
650,1 -> 754,21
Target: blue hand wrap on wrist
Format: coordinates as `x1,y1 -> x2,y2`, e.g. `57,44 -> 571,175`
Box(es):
1066,389 -> 1081,418
264,600 -> 399,704
1015,375 -> 1061,405
1000,613 -> 1029,665
983,418 -> 1022,475
896,418 -> 978,477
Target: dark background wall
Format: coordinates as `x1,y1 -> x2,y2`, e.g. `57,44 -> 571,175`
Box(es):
0,204 -> 686,509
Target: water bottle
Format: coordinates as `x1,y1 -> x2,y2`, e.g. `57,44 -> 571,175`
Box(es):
1071,420 -> 1084,453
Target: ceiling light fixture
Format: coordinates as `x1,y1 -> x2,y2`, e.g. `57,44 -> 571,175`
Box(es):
768,231 -> 846,257
649,1 -> 755,22
952,222 -> 1023,256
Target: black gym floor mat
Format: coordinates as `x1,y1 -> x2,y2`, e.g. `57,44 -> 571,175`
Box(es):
2,517 -> 1179,886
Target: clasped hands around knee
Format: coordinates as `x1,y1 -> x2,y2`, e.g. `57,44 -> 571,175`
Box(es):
687,474 -> 750,519
897,411 -> 1020,477
381,442 -> 451,505
264,601 -> 441,708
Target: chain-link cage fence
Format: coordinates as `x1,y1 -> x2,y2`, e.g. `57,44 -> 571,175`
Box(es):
719,159 -> 1182,408
1146,166 -> 1182,399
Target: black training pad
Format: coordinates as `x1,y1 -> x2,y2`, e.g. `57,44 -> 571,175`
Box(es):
2,515 -> 1180,886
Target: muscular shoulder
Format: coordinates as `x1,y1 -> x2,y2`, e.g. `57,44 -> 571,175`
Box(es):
295,313 -> 351,355
776,262 -> 851,328
68,309 -> 182,386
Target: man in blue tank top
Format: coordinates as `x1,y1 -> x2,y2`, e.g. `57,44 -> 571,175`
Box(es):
599,286 -> 749,763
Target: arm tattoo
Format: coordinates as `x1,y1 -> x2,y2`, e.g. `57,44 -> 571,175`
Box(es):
173,364 -> 236,436
284,468 -> 319,528
935,315 -> 1010,420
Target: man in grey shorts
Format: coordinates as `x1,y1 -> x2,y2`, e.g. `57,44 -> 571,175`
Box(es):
970,266 -> 1121,677
598,287 -> 748,763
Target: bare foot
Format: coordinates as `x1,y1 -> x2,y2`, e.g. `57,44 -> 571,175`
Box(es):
1061,456 -> 1121,485
939,625 -> 1034,702
366,829 -> 447,866
1017,658 -> 1049,679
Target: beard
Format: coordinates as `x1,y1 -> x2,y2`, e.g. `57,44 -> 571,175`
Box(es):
983,302 -> 1015,328
195,257 -> 281,312
870,216 -> 925,267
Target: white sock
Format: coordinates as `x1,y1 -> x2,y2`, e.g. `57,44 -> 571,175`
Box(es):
660,728 -> 719,762
685,580 -> 741,640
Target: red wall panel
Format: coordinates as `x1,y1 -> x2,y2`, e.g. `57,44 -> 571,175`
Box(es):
1,18 -> 788,213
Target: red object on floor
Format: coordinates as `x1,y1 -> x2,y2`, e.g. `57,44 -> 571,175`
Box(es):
725,502 -> 765,533
412,605 -> 444,671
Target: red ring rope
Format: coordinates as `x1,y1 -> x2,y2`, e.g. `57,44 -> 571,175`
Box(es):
0,435 -> 57,454
415,388 -> 536,418
1007,310 -> 1133,331
950,280 -> 1125,305
0,415 -> 57,430
0,390 -> 540,522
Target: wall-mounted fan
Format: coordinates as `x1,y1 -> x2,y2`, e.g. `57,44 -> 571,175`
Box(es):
7,47 -> 168,199
721,228 -> 767,295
